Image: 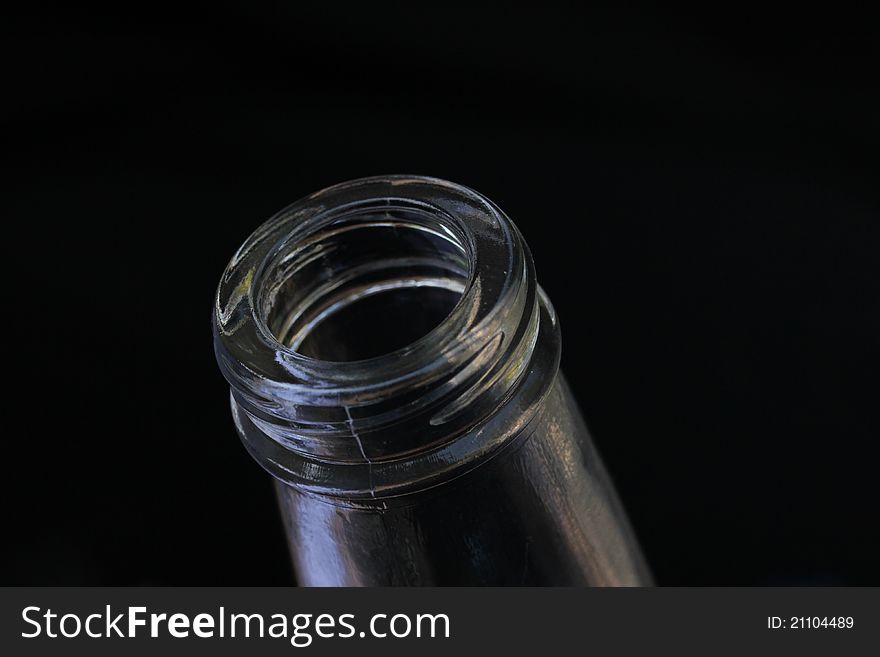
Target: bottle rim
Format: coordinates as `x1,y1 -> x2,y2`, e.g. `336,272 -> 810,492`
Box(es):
213,175 -> 559,496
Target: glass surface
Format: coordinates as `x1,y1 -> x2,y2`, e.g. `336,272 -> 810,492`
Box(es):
213,176 -> 651,585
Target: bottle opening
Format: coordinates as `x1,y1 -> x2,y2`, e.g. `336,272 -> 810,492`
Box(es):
214,176 -> 555,494
296,286 -> 464,362
260,212 -> 469,362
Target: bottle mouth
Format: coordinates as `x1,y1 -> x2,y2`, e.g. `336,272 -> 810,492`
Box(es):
259,204 -> 471,362
213,176 -> 558,497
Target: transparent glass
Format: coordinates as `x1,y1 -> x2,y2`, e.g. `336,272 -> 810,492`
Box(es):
213,176 -> 651,585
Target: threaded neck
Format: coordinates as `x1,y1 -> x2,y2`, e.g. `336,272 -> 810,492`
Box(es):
213,176 -> 558,497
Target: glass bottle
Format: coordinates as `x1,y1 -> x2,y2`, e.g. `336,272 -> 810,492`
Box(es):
213,176 -> 651,585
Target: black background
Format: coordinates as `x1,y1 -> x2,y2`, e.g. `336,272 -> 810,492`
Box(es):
3,4 -> 878,585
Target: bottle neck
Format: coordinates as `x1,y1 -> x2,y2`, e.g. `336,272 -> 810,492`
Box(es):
213,176 -> 559,498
